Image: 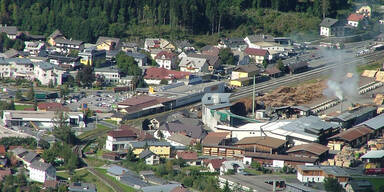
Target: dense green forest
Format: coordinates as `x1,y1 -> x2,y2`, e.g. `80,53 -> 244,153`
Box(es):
0,0 -> 350,42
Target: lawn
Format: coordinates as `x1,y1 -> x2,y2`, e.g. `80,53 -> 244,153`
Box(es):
357,60 -> 382,74
94,168 -> 136,192
104,119 -> 117,125
83,156 -> 109,168
15,104 -> 33,110
78,124 -> 111,140
56,169 -> 112,192
354,177 -> 384,191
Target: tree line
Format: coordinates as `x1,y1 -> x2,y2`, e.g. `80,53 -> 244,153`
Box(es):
0,0 -> 350,42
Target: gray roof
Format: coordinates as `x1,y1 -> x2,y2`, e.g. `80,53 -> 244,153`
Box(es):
126,51 -> 146,59
23,151 -> 39,163
130,141 -> 170,148
55,38 -> 83,46
297,165 -> 350,177
359,113 -> 384,130
187,53 -> 219,67
179,56 -> 207,68
48,29 -> 64,39
0,26 -> 18,35
347,180 -> 373,191
139,149 -> 156,159
68,182 -> 97,192
29,161 -> 53,171
167,133 -> 193,146
282,116 -> 338,135
11,147 -> 28,157
159,122 -> 206,139
335,106 -> 377,122
246,34 -> 275,43
361,150 -> 384,159
35,62 -> 54,71
1,49 -> 20,58
107,164 -> 131,176
122,42 -> 138,48
141,184 -> 181,192
173,40 -> 192,49
94,66 -> 119,73
320,18 -> 339,27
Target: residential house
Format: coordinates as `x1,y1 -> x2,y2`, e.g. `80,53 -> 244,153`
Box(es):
220,160 -> 245,175
78,47 -> 106,66
68,182 -> 97,192
233,51 -> 250,66
121,42 -> 138,52
0,49 -> 22,58
96,36 -> 121,51
139,149 -> 160,165
54,38 -> 84,54
155,51 -> 177,70
179,56 -> 209,73
47,29 -> 65,46
107,164 -> 149,188
155,121 -> 207,142
356,5 -> 371,18
205,159 -> 226,172
105,129 -> 137,151
48,54 -> 79,68
244,34 -> 275,49
201,93 -> 232,130
230,64 -> 260,87
200,45 -> 220,56
320,18 -> 344,37
129,141 -> 171,158
173,40 -> 195,53
345,180 -> 373,192
37,102 -> 68,112
28,161 -> 56,183
347,13 -> 365,27
0,25 -> 19,40
24,41 -> 46,56
34,62 -> 66,85
166,133 -> 194,147
119,76 -> 135,87
94,66 -> 120,84
244,48 -> 269,64
0,58 -> 34,79
176,151 -> 200,166
234,136 -> 287,154
286,143 -> 329,160
218,38 -> 247,50
144,38 -> 175,51
143,67 -> 190,85
20,151 -> 40,168
297,165 -> 350,185
188,53 -> 219,71
126,52 -> 147,67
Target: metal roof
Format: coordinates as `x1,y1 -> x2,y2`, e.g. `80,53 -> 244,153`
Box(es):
129,141 -> 170,148
335,106 -> 376,122
282,116 -> 337,134
107,164 -> 131,176
361,150 -> 384,159
359,113 -> 384,130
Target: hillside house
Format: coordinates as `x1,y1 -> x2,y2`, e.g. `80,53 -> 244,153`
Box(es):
155,51 -> 177,70
320,18 -> 344,37
244,48 -> 269,64
179,56 -> 209,73
347,13 -> 365,27
96,36 -> 121,51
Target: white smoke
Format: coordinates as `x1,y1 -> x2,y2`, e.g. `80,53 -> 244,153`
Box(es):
322,49 -> 359,101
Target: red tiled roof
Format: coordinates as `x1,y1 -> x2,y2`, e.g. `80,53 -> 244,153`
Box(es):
120,125 -> 155,141
348,13 -> 365,22
264,67 -> 281,75
118,95 -> 170,107
144,67 -> 190,80
329,125 -> 374,142
177,151 -> 198,160
155,51 -> 175,60
44,180 -> 58,188
287,143 -> 329,156
38,102 -> 68,111
0,145 -> 5,155
202,132 -> 230,146
207,159 -> 226,169
107,129 -> 136,138
244,48 -> 269,56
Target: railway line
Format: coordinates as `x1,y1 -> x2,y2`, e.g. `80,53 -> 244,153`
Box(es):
230,50 -> 384,100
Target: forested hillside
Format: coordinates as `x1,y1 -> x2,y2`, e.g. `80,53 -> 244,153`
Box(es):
0,0 -> 350,42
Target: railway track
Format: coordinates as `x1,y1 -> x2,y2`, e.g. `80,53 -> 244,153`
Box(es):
230,50 -> 384,100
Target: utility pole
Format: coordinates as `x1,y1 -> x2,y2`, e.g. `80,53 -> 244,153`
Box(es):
252,75 -> 256,118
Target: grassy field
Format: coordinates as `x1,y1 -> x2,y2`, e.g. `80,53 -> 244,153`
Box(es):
357,61 -> 382,74
56,169 -> 113,192
104,119 -> 117,125
78,124 -> 111,140
84,156 -> 109,168
15,104 -> 33,110
94,168 -> 136,192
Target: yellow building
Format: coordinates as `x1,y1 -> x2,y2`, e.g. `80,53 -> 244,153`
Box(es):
230,64 -> 259,87
78,47 -> 106,66
130,141 -> 171,158
96,36 -> 121,51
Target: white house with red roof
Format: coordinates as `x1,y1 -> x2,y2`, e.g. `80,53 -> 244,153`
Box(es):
348,13 -> 365,27
244,48 -> 269,64
106,129 -> 137,151
155,51 -> 177,70
143,67 -> 190,85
